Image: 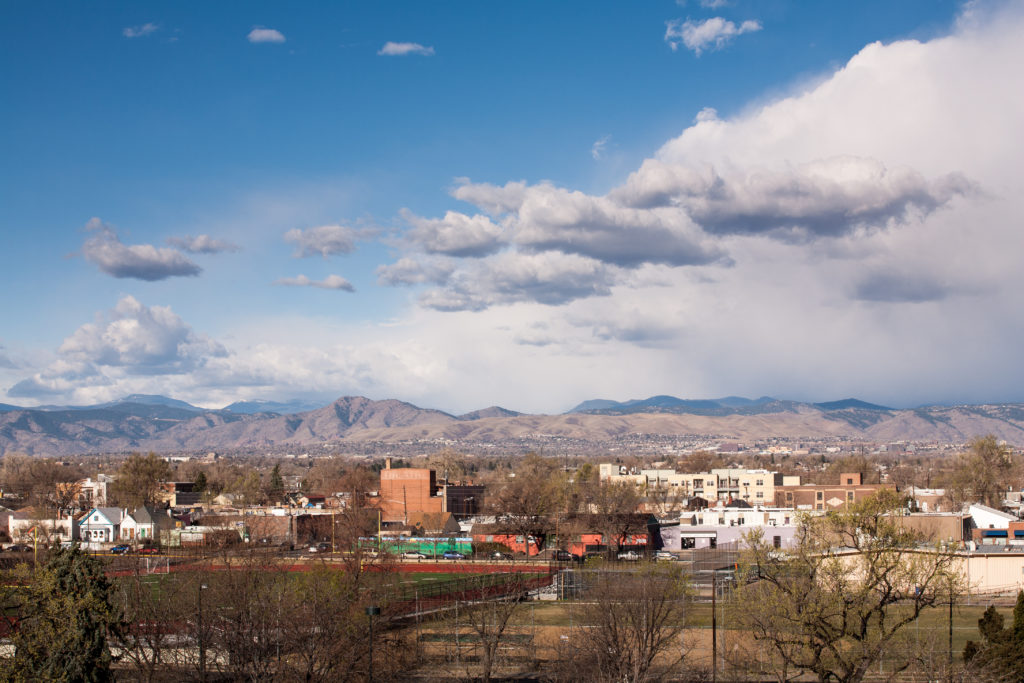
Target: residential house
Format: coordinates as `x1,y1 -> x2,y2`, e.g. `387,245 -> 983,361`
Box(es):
79,507 -> 125,543
9,506 -> 75,542
121,506 -> 175,543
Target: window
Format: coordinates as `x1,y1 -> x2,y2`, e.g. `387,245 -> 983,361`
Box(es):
784,517 -> 790,525
773,535 -> 782,549
847,478 -> 854,485
786,492 -> 793,501
694,479 -> 703,489
847,491 -> 855,503
756,492 -> 764,499
756,479 -> 764,486
816,491 -> 824,500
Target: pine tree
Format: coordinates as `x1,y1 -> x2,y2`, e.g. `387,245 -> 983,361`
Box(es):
268,464 -> 285,503
6,544 -> 120,682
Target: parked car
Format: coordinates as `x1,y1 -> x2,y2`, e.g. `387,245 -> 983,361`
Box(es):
308,542 -> 331,553
442,550 -> 466,560
402,551 -> 427,559
553,550 -> 580,562
617,550 -> 641,561
6,544 -> 32,553
654,550 -> 677,561
489,551 -> 513,561
137,546 -> 161,555
110,544 -> 131,555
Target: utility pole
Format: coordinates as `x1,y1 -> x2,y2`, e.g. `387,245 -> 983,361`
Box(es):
198,583 -> 207,683
712,571 -> 717,683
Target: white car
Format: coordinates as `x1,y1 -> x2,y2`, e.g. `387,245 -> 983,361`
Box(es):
617,550 -> 641,561
402,551 -> 427,559
654,550 -> 677,561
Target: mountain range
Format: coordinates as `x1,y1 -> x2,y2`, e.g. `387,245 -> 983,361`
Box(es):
1,394 -> 1023,456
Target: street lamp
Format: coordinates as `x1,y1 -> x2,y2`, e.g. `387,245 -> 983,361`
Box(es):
366,605 -> 381,682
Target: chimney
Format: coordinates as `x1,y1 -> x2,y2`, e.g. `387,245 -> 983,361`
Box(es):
385,457 -> 392,470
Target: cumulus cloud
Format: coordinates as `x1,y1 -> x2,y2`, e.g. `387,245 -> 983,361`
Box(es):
59,296 -> 226,373
665,17 -> 762,55
284,224 -> 359,258
9,297 -> 227,398
377,41 -> 434,56
123,23 -> 159,38
403,209 -> 504,257
81,218 -> 201,281
166,234 -> 240,254
612,156 -> 973,237
451,179 -> 529,215
247,27 -> 285,43
375,257 -> 454,287
419,251 -> 618,312
273,274 -> 355,291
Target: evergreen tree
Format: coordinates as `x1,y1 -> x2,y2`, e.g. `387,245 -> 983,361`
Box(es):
193,470 -> 208,494
5,544 -> 120,682
267,464 -> 285,503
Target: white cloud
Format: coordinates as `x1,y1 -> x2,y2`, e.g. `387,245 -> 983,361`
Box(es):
377,41 -> 435,56
58,296 -> 226,372
419,251 -> 618,311
9,297 -> 227,397
451,179 -> 529,215
591,135 -> 611,160
247,27 -> 286,44
273,274 -> 355,291
81,218 -> 201,281
665,17 -> 762,55
166,234 -> 241,254
123,23 -> 159,38
403,209 -> 504,257
380,41 -> 436,56
375,257 -> 454,287
284,224 -> 359,258
612,156 -> 972,237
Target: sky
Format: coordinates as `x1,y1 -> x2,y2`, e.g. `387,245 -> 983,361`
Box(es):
2,0 -> 1022,415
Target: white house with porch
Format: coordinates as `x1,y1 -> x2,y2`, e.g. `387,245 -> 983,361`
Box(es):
79,507 -> 125,544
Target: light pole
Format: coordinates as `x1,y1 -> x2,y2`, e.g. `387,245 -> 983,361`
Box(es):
366,605 -> 381,682
198,582 -> 208,682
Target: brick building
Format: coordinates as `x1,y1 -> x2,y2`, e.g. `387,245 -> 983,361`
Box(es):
774,472 -> 887,510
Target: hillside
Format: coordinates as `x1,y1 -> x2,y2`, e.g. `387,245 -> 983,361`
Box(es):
2,394 -> 1024,456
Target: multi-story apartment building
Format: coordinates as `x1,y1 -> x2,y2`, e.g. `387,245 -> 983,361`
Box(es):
599,463 -> 798,504
772,472 -> 886,510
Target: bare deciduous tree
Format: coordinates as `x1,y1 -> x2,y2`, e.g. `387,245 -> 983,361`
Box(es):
731,490 -> 964,683
559,566 -> 694,682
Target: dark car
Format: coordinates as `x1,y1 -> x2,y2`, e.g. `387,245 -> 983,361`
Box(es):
553,550 -> 579,562
489,551 -> 513,561
6,544 -> 32,552
110,544 -> 131,555
442,550 -> 466,560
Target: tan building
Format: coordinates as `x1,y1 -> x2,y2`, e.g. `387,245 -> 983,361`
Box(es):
600,464 -> 793,504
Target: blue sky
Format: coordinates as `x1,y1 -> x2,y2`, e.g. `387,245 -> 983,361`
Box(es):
2,1 -> 1022,414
